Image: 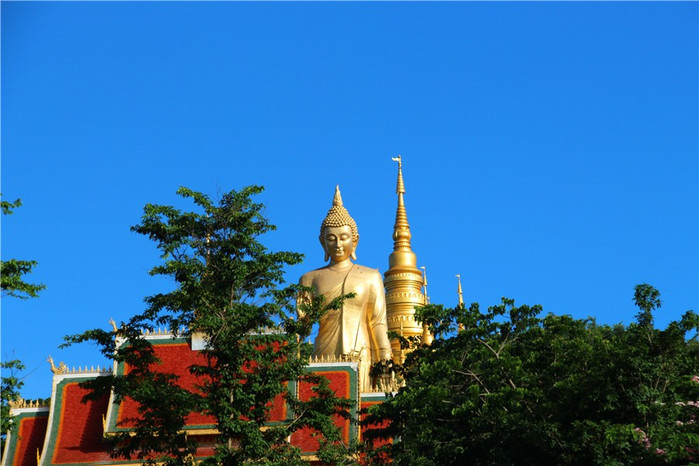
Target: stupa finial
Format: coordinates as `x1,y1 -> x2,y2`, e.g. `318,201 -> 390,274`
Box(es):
391,155 -> 405,194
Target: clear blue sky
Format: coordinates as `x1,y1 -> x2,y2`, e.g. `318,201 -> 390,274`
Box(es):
2,2 -> 697,399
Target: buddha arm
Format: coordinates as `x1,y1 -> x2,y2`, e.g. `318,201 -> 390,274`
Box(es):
370,270 -> 393,361
296,274 -> 312,320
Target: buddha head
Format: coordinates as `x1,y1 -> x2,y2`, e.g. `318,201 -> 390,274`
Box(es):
319,186 -> 359,263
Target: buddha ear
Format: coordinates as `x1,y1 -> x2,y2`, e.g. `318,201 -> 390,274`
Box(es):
320,235 -> 329,262
351,237 -> 358,261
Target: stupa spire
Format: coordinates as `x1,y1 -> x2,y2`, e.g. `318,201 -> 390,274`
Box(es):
384,156 -> 431,362
388,155 -> 416,269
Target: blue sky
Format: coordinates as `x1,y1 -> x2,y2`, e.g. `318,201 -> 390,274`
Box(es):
2,2 -> 697,399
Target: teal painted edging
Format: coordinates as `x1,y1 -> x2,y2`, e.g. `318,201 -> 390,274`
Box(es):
361,392 -> 389,402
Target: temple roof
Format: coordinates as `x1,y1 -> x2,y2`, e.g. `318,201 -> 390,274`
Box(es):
0,334 -> 385,465
1,405 -> 48,466
39,371 -> 112,465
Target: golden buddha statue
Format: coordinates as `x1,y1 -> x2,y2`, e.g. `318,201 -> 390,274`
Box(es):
299,186 -> 393,392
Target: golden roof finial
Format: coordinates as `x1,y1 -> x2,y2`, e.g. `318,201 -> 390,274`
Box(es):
8,397 -> 24,409
47,356 -> 68,375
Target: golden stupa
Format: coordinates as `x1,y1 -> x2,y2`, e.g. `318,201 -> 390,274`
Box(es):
384,155 -> 433,363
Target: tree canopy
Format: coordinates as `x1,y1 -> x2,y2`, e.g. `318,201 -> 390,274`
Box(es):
65,186 -> 352,465
364,285 -> 699,465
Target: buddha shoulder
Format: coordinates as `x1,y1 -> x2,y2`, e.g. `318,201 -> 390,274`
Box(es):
350,264 -> 382,282
298,264 -> 382,287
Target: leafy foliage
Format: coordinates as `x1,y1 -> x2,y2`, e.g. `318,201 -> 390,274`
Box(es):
1,196 -> 45,299
1,359 -> 26,446
65,186 -> 352,465
365,285 -> 699,465
1,195 -> 44,450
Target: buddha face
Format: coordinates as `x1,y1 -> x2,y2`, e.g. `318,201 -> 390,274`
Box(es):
322,225 -> 355,263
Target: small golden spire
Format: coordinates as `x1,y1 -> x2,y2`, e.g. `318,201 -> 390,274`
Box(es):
421,267 -> 434,346
456,275 -> 464,332
456,274 -> 464,306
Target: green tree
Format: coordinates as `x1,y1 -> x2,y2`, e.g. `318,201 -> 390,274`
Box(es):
1,195 -> 45,448
0,359 -> 26,451
364,285 -> 699,465
1,196 -> 45,299
65,186 -> 353,465
0,199 -> 46,299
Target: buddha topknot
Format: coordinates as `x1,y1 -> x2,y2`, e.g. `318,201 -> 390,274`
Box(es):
319,186 -> 359,245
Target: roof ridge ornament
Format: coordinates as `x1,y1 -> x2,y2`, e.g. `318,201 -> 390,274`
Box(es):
47,356 -> 68,375
8,397 -> 50,409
